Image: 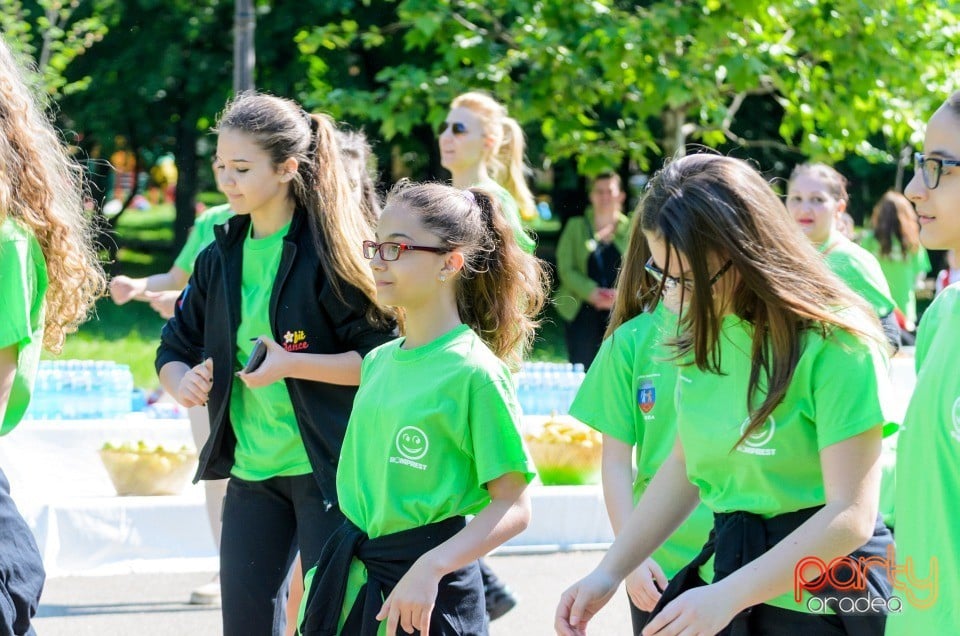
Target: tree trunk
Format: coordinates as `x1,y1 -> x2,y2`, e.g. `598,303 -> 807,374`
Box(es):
234,0 -> 256,93
173,112 -> 199,254
662,108 -> 688,159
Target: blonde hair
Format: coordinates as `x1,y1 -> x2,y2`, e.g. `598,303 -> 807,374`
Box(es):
451,91 -> 536,221
215,93 -> 392,326
385,181 -> 549,369
0,39 -> 106,352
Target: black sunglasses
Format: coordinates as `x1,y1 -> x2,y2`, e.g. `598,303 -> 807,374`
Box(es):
914,152 -> 960,190
644,257 -> 733,294
439,122 -> 468,136
362,240 -> 449,261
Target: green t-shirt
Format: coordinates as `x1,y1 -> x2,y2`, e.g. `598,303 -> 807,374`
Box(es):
858,233 -> 930,325
302,323 -> 535,634
478,179 -> 536,254
819,233 -> 896,317
886,286 -> 960,634
228,220 -> 311,481
172,204 -> 235,274
676,315 -> 895,612
0,217 -> 48,435
569,305 -> 713,580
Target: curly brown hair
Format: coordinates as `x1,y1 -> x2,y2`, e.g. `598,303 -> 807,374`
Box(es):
0,39 -> 106,353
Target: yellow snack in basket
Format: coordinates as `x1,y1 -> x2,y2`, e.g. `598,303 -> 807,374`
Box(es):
525,415 -> 602,485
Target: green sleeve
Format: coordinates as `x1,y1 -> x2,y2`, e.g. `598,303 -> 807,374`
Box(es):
569,331 -> 637,445
913,287 -> 953,372
556,219 -> 598,301
173,205 -> 233,274
0,239 -> 33,351
916,246 -> 931,274
812,330 -> 897,449
468,374 -> 535,486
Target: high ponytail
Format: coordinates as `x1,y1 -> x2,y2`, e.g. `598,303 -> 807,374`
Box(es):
384,181 -> 549,369
215,92 -> 392,327
450,92 -> 536,221
496,117 -> 537,222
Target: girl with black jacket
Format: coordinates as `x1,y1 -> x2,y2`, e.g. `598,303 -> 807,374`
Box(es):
156,92 -> 395,636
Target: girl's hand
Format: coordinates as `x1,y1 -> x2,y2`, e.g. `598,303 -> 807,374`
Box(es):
144,289 -> 181,319
376,557 -> 442,635
641,584 -> 738,636
555,569 -> 619,635
178,358 -> 213,407
236,335 -> 288,389
109,275 -> 145,304
626,558 -> 668,612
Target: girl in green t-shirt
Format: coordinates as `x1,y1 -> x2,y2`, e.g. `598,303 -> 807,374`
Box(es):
886,91 -> 960,636
861,190 -> 931,331
787,163 -> 901,350
299,181 -> 548,635
557,154 -> 895,636
156,93 -> 395,636
438,91 -> 537,254
568,219 -> 714,634
0,38 -> 106,635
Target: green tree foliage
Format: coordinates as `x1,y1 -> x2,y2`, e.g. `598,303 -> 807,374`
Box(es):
299,0 -> 959,176
0,0 -> 111,97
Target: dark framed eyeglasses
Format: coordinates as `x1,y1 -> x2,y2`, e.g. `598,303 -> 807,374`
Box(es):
915,152 -> 960,190
439,121 -> 468,136
644,257 -> 733,293
362,240 -> 449,261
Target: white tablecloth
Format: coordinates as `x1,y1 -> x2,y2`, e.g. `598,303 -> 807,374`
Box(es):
0,415 -> 217,576
0,415 -> 613,576
0,353 -> 915,577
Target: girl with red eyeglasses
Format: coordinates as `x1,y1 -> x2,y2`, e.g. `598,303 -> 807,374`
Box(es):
299,181 -> 548,635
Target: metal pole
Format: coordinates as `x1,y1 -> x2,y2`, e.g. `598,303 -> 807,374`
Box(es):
234,0 -> 255,94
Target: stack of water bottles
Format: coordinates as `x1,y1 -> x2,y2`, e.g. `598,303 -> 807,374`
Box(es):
515,362 -> 586,416
25,360 -> 134,420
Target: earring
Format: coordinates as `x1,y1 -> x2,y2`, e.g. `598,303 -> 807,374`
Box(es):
439,273 -> 447,283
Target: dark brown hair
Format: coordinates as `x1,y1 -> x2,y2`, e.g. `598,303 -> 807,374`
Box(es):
385,181 -> 549,369
604,213 -> 655,338
639,154 -> 883,446
870,190 -> 921,258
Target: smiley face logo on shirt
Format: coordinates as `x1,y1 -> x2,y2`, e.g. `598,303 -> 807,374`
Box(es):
396,426 -> 429,460
737,416 -> 777,456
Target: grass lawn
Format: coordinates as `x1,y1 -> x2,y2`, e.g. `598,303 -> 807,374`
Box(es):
49,205 -> 568,389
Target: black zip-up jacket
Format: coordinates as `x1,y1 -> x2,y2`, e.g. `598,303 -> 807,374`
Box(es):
155,210 -> 396,504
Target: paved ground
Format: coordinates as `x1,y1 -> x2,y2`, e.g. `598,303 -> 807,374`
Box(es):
33,551 -> 632,635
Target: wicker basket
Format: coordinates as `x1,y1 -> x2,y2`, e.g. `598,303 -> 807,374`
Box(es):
525,416 -> 602,485
99,446 -> 198,496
